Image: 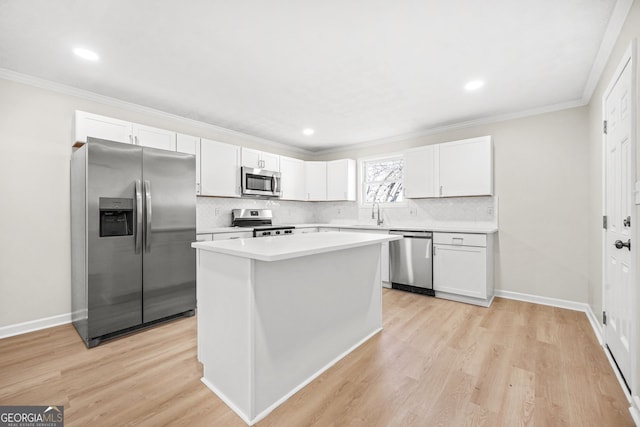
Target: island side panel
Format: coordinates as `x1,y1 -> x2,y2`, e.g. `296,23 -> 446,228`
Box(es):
197,250 -> 253,421
251,244 -> 382,417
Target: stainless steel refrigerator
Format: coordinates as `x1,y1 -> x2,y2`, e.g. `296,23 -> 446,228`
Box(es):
71,137 -> 196,347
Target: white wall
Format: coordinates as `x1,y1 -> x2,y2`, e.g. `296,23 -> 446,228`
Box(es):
0,77 -> 309,329
586,0 -> 640,395
315,107 -> 591,303
0,65 -> 599,341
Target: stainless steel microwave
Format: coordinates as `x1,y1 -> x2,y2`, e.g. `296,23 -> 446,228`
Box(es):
241,167 -> 282,197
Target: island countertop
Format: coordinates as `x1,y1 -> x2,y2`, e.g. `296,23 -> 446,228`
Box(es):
191,231 -> 402,262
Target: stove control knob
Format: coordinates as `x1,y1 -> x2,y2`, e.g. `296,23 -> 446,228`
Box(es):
276,231 -> 281,235
262,231 -> 269,236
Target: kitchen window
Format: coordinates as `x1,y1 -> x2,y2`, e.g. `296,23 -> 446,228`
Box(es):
362,156 -> 404,205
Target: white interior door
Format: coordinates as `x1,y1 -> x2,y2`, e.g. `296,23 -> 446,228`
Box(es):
604,55 -> 634,387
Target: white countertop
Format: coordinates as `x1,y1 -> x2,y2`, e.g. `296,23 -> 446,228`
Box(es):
192,231 -> 402,262
290,223 -> 499,234
197,223 -> 498,235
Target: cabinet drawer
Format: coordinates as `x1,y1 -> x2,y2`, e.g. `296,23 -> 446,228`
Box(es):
433,232 -> 486,247
295,227 -> 318,234
213,231 -> 253,240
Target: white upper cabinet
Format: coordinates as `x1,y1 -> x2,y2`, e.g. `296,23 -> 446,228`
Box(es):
200,138 -> 241,198
241,147 -> 280,171
404,145 -> 439,198
132,124 -> 176,151
279,156 -> 306,201
176,133 -> 201,195
327,159 -> 356,201
439,136 -> 493,197
305,161 -> 327,201
403,136 -> 493,198
75,111 -> 133,144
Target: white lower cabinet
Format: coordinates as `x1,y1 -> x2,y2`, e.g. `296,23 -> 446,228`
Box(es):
294,227 -> 318,234
339,228 -> 390,285
433,232 -> 494,306
212,231 -> 253,241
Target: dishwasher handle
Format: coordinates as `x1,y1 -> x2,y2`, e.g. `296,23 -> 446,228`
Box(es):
389,230 -> 433,238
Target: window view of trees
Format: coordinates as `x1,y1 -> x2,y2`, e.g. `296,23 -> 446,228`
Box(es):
363,158 -> 404,203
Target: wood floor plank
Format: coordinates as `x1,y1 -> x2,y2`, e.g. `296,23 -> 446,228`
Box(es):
0,290 -> 633,426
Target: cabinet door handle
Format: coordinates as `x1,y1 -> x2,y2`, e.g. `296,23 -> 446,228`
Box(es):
439,185 -> 443,196
129,134 -> 133,144
135,136 -> 139,145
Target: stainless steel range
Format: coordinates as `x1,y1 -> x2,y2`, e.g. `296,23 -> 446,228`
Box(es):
231,209 -> 294,237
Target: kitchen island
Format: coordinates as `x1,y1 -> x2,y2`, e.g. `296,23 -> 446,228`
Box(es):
191,231 -> 401,425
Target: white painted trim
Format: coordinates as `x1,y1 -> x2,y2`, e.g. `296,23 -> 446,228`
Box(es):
630,396 -> 640,426
601,40 -> 639,398
0,313 -> 71,340
585,304 -> 604,345
435,291 -> 494,308
313,99 -> 585,156
200,377 -> 254,426
494,289 -> 590,312
202,327 -> 382,426
495,288 -> 640,420
0,68 -> 312,156
582,0 -> 635,103
249,327 -> 383,425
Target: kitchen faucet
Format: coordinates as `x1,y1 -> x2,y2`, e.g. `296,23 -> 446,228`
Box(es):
371,202 -> 384,226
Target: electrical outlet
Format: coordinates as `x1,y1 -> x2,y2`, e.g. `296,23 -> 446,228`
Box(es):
337,208 -> 342,215
487,207 -> 494,215
214,208 -> 220,216
409,208 -> 417,216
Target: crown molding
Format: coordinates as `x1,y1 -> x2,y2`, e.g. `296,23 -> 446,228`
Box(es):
0,68 -> 314,156
581,0 -> 634,103
313,98 -> 586,156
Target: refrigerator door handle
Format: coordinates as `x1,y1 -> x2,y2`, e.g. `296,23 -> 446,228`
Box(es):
135,180 -> 143,254
144,180 -> 152,253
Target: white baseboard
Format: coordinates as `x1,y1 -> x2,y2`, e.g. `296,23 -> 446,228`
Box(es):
201,327 -> 383,426
0,313 -> 72,340
495,289 -> 640,421
494,289 -> 590,312
630,395 -> 640,426
200,377 -> 253,426
585,304 -> 604,345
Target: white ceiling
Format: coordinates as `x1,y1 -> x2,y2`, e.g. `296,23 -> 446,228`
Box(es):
0,0 -> 621,152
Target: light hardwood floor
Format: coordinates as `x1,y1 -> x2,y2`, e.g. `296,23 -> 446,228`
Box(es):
0,289 -> 633,426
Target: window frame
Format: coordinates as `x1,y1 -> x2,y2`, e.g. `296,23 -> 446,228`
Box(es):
359,153 -> 406,208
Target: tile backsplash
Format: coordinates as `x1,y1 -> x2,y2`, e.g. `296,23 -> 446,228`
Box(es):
197,196 -> 497,229
197,197 -> 316,229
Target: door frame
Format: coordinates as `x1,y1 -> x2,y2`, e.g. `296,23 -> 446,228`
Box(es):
601,39 -> 638,401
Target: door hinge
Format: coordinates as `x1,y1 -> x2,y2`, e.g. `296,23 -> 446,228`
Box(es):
603,120 -> 608,134
603,215 -> 608,229
603,311 -> 607,325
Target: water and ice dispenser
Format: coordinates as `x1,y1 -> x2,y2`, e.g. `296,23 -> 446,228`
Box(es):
99,197 -> 134,237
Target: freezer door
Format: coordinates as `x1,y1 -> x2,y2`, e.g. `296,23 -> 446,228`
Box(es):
142,148 -> 196,323
87,138 -> 143,338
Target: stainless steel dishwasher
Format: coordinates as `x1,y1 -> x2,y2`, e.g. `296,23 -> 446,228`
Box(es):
389,230 -> 434,296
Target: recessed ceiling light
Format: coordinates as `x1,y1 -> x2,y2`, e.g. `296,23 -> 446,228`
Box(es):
465,80 -> 484,91
302,128 -> 314,136
73,47 -> 100,61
